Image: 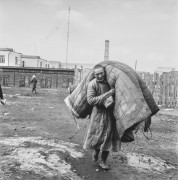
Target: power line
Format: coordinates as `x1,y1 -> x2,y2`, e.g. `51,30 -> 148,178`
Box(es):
65,6 -> 70,68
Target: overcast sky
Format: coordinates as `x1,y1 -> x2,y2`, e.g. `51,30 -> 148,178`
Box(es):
0,0 -> 177,72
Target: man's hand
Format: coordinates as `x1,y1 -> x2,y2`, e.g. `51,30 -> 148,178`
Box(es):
107,88 -> 115,96
103,88 -> 115,100
109,88 -> 115,95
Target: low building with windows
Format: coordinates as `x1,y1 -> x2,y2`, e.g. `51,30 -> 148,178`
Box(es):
0,66 -> 74,88
0,47 -> 62,69
21,55 -> 47,68
0,48 -> 22,67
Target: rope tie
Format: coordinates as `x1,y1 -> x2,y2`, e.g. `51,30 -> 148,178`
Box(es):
68,114 -> 80,140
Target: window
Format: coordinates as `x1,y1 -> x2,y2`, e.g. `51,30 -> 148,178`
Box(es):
40,62 -> 42,68
0,55 -> 5,63
15,57 -> 18,64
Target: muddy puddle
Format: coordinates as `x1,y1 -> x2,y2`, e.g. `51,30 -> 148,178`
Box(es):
125,152 -> 176,174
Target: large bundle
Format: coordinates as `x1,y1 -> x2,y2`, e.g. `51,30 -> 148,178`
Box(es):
64,61 -> 159,141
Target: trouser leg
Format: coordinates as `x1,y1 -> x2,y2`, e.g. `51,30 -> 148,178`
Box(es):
99,151 -> 110,170
32,87 -> 36,93
101,151 -> 109,163
92,149 -> 100,162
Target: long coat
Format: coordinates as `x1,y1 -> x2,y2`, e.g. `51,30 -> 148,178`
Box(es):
83,78 -> 120,152
30,78 -> 37,88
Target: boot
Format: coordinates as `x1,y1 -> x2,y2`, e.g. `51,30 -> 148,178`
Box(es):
92,149 -> 100,162
99,151 -> 110,170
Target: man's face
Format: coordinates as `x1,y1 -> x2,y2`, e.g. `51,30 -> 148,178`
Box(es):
94,67 -> 105,81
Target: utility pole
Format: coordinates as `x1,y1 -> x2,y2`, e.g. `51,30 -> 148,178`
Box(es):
135,59 -> 137,71
65,6 -> 70,68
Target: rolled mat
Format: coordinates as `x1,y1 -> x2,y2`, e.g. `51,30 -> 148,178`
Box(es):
64,61 -> 159,141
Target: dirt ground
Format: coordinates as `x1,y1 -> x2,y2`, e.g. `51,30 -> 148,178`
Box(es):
0,87 -> 177,180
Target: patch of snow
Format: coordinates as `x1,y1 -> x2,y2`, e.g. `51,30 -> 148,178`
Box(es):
3,113 -> 10,116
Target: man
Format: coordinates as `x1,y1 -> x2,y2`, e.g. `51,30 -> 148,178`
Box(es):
83,64 -> 120,170
30,75 -> 37,93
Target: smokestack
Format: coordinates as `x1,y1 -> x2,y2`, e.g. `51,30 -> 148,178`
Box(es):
104,40 -> 109,61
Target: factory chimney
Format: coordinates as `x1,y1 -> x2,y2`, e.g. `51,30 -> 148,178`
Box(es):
104,40 -> 109,61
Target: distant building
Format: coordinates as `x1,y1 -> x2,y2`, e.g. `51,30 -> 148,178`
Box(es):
61,62 -> 95,69
46,61 -> 61,69
0,48 -> 22,67
0,47 -> 62,69
156,67 -> 176,74
21,55 -> 47,68
0,66 -> 74,88
0,47 -> 72,88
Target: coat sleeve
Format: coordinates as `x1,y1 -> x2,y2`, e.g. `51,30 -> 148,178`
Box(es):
87,81 -> 110,106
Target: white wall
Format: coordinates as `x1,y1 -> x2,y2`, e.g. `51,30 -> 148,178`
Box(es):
37,59 -> 47,68
22,57 -> 38,67
22,57 -> 47,68
0,50 -> 21,67
0,51 -> 9,66
0,49 -> 59,69
48,61 -> 61,68
9,52 -> 22,66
